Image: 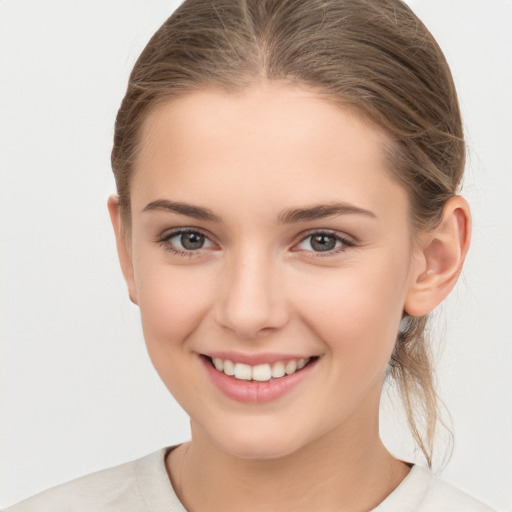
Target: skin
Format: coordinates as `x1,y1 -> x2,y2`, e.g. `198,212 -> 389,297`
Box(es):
109,81 -> 470,512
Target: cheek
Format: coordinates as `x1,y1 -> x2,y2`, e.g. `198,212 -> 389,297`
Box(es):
134,260 -> 214,353
293,257 -> 408,363
133,262 -> 219,403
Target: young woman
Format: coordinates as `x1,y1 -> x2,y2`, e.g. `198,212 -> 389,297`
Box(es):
3,0 -> 501,510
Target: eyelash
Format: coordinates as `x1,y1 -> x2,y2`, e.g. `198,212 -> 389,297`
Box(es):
157,228 -> 354,258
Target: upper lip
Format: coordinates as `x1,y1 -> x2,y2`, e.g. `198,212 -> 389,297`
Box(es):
201,351 -> 318,366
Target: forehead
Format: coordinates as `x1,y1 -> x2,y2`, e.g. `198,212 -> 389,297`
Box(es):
132,81 -> 407,221
137,81 -> 387,168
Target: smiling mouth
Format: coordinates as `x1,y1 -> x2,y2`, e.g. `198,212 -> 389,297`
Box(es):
202,355 -> 319,382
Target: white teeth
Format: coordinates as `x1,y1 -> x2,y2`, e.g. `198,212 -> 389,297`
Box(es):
252,364 -> 272,382
285,360 -> 298,375
223,359 -> 235,376
211,356 -> 312,381
234,363 -> 252,380
271,361 -> 285,378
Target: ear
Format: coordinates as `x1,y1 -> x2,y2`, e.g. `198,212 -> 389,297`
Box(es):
404,195 -> 471,317
107,195 -> 139,305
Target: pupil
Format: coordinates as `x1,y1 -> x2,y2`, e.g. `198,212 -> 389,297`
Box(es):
181,232 -> 204,250
311,234 -> 336,252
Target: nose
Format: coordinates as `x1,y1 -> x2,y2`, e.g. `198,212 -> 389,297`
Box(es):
215,251 -> 289,340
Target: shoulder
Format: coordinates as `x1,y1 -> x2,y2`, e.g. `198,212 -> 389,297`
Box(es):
3,448 -> 179,512
420,469 -> 496,512
376,464 -> 496,512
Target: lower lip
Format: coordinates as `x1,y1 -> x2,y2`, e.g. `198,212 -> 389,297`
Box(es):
200,356 -> 318,404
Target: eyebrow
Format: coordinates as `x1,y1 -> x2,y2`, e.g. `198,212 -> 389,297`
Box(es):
142,199 -> 376,223
277,203 -> 376,223
143,199 -> 222,222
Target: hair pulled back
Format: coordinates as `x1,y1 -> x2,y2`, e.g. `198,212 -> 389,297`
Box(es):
112,0 -> 465,466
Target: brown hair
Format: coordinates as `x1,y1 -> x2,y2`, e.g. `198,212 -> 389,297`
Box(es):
112,0 -> 465,466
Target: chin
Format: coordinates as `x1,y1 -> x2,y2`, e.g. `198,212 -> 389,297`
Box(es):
201,418 -> 315,461
217,436 -> 301,460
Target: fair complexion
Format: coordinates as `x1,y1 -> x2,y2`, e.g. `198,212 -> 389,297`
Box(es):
109,81 -> 470,512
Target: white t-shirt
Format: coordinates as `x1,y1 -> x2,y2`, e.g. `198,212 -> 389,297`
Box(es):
4,447 -> 495,512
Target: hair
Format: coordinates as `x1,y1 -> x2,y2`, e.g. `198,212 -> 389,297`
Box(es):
112,0 -> 465,466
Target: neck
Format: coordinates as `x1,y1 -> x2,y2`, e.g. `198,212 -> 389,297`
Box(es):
167,420 -> 410,512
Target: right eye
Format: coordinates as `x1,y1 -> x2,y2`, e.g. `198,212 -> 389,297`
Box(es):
159,228 -> 215,255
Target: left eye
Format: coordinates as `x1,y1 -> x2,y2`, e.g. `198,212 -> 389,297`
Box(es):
296,233 -> 348,253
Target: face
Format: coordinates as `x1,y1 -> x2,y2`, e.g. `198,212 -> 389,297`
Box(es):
116,81 -> 423,459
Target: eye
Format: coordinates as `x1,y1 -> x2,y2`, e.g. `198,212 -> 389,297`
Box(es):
295,231 -> 352,254
159,228 -> 215,255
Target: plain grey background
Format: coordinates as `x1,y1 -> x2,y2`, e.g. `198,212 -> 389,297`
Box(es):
1,1 -> 511,509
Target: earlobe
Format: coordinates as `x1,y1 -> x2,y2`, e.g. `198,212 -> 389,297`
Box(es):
107,195 -> 139,305
404,195 -> 471,317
